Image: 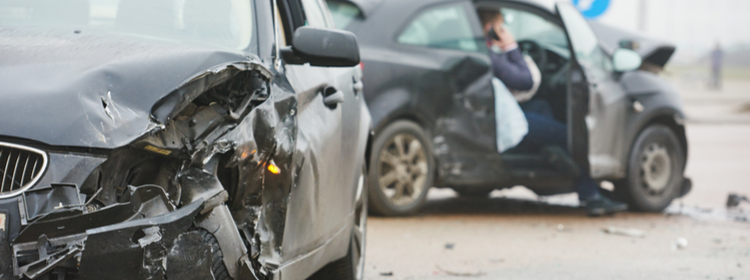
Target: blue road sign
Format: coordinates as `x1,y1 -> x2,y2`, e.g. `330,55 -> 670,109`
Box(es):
571,0 -> 611,19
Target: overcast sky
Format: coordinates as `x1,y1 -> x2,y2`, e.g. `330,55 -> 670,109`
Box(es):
533,0 -> 750,62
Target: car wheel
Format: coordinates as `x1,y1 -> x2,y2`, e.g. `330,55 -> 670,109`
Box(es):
310,165 -> 367,280
199,229 -> 233,280
452,188 -> 493,198
368,121 -> 434,216
616,125 -> 685,212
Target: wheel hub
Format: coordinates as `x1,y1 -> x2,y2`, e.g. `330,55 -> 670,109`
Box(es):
640,143 -> 672,193
378,134 -> 427,206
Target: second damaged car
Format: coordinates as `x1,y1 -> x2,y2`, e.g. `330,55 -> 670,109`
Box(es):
0,0 -> 370,279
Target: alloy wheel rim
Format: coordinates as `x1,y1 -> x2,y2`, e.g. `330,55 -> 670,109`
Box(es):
377,133 -> 428,206
639,142 -> 672,195
352,172 -> 367,279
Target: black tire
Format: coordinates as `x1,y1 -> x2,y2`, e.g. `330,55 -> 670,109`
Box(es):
452,188 -> 493,198
199,229 -> 232,280
368,120 -> 434,216
309,165 -> 367,280
615,125 -> 685,212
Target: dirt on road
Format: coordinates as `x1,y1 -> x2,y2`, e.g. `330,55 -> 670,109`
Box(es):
364,196 -> 749,280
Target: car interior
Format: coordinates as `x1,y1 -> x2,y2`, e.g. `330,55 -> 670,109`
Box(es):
480,4 -> 572,133
473,4 -> 580,185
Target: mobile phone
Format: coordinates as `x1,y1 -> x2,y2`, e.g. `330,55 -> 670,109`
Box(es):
488,28 -> 500,41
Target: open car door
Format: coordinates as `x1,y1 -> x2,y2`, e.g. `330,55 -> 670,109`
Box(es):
555,3 -> 598,171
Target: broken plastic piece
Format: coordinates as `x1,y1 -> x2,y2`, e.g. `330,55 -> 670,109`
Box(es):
602,227 -> 646,238
727,193 -> 749,208
672,237 -> 688,250
137,226 -> 162,248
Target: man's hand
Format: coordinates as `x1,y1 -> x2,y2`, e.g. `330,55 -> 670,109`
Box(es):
490,27 -> 517,51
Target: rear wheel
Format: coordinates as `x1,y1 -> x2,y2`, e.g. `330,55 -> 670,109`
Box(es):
368,121 -> 433,216
615,125 -> 685,212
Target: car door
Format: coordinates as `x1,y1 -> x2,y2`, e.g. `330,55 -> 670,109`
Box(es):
555,3 -> 600,170
276,0 -> 362,270
395,1 -> 498,183
547,12 -> 628,179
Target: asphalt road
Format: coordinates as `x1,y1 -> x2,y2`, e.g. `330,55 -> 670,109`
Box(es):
362,80 -> 750,280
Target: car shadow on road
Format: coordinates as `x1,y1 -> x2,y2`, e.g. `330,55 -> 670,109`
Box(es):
418,196 -> 586,217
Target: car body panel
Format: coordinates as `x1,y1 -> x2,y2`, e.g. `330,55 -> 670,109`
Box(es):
0,27 -> 254,149
589,21 -> 676,69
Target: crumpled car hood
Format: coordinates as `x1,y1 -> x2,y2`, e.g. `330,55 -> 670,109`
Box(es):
0,27 -> 250,148
589,22 -> 676,68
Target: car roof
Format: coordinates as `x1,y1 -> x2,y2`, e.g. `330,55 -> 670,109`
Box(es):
330,0 -> 554,19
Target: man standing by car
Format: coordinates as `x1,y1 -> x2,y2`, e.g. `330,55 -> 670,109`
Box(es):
478,8 -> 628,216
710,42 -> 723,90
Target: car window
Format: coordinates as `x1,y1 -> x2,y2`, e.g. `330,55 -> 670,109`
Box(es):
326,1 -> 361,30
556,3 -> 612,73
0,0 -> 255,51
397,3 -> 478,53
501,8 -> 569,53
300,0 -> 333,28
275,0 -> 289,46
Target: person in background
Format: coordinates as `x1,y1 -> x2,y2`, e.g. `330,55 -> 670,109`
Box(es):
478,7 -> 628,216
711,42 -> 723,90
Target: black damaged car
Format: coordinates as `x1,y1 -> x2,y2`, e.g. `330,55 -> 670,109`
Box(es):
327,0 -> 690,216
0,0 -> 369,279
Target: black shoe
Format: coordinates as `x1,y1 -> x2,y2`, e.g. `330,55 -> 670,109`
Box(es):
584,196 -> 628,216
542,146 -> 580,177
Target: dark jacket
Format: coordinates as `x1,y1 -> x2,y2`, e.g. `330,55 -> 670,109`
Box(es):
490,47 -> 534,91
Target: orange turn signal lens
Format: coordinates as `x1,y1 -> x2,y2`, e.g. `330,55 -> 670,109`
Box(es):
267,161 -> 281,175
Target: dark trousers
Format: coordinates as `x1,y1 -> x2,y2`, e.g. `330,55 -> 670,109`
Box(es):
521,107 -> 600,201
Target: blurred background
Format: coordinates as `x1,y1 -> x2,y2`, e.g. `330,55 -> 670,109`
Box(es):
540,0 -> 750,78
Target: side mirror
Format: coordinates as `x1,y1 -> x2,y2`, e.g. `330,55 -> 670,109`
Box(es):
612,48 -> 642,72
281,27 -> 360,67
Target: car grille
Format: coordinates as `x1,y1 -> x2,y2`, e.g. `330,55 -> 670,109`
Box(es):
0,142 -> 47,197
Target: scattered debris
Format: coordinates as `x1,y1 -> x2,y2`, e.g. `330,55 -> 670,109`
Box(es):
602,227 -> 646,238
445,243 -> 455,250
673,237 -> 689,250
556,224 -> 573,232
436,266 -> 485,277
738,103 -> 750,114
379,271 -> 394,277
727,193 -> 749,208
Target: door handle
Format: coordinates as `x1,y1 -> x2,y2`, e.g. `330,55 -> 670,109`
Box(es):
322,86 -> 344,108
353,80 -> 364,94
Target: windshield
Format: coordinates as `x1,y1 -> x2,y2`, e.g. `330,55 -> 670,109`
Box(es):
0,0 -> 255,51
326,1 -> 361,30
501,7 -> 569,58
